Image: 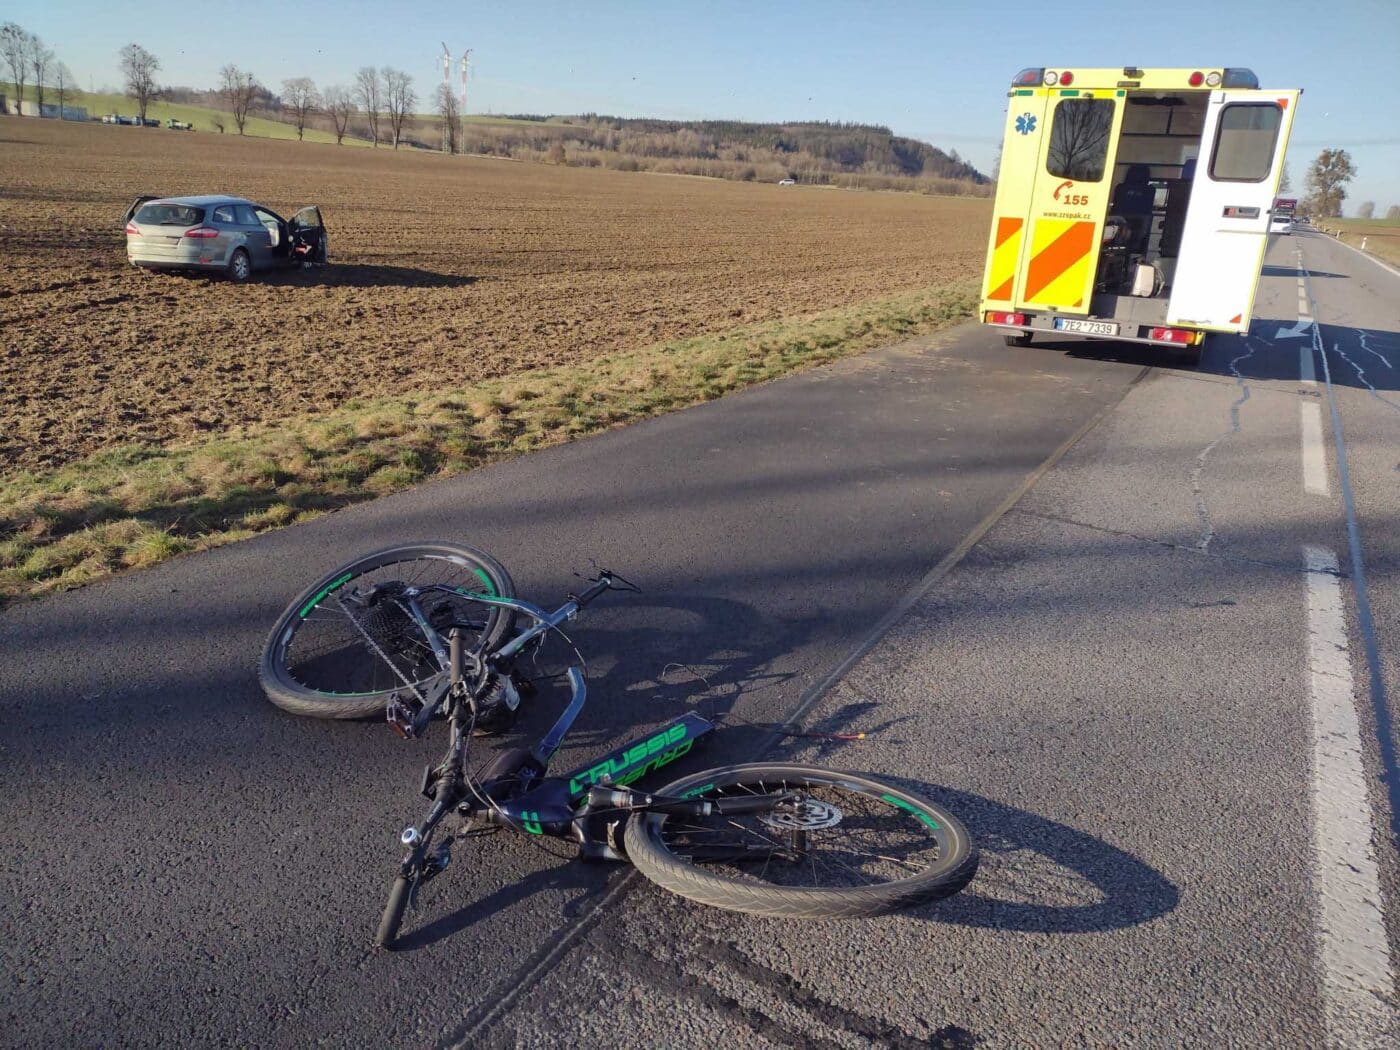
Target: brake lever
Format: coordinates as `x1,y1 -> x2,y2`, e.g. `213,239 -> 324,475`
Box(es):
601,569 -> 642,594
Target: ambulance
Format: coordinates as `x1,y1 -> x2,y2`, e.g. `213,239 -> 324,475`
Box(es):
981,67 -> 1300,357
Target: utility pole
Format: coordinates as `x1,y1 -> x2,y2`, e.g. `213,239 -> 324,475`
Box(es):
440,42 -> 452,152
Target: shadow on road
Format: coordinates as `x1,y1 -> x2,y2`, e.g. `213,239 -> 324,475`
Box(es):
895,779 -> 1180,933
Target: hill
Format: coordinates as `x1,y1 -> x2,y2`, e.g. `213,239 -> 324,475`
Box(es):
443,114 -> 989,193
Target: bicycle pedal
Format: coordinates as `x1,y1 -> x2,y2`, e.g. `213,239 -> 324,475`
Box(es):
386,693 -> 423,738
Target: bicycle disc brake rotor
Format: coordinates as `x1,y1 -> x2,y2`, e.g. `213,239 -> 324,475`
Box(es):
758,797 -> 843,832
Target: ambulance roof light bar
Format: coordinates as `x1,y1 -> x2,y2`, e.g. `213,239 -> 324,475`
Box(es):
1221,68 -> 1259,89
1011,68 -> 1043,87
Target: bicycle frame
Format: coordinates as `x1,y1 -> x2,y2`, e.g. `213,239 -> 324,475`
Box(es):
387,577 -> 719,887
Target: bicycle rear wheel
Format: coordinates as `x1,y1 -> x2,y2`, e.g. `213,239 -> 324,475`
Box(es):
258,542 -> 515,719
625,763 -> 977,918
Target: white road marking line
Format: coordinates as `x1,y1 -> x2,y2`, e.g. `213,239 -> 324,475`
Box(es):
1301,402 -> 1330,494
1303,546 -> 1398,1048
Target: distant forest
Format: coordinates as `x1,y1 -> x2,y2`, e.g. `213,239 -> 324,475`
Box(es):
461,115 -> 990,195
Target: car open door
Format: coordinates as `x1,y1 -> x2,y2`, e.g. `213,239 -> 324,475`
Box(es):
289,206 -> 327,264
1167,89 -> 1299,331
123,195 -> 160,224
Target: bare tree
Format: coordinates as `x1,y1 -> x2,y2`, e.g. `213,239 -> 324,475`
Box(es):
55,61 -> 77,118
1,23 -> 30,115
322,84 -> 355,144
354,66 -> 381,146
1356,201 -> 1375,219
29,34 -> 52,113
1388,205 -> 1400,221
219,64 -> 258,135
281,76 -> 319,140
119,43 -> 160,122
382,67 -> 415,149
436,83 -> 460,153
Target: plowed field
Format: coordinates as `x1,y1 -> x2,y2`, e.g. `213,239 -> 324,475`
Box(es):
1,118 -> 989,475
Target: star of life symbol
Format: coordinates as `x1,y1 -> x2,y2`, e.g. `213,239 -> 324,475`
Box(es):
1015,113 -> 1037,135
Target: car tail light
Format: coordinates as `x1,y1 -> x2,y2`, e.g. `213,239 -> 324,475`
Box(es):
1044,70 -> 1059,86
1188,71 -> 1205,87
124,222 -> 139,236
987,311 -> 1027,326
183,227 -> 220,239
1149,327 -> 1196,345
1058,71 -> 1073,86
1205,71 -> 1222,87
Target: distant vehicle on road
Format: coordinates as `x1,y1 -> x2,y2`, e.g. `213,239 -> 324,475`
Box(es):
1271,197 -> 1297,235
123,195 -> 328,282
778,178 -> 796,185
166,118 -> 194,131
981,66 -> 1300,358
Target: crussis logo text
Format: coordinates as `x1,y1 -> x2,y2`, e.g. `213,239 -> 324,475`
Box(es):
568,723 -> 691,796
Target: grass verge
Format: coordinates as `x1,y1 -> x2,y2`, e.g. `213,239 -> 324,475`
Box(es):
1315,217 -> 1400,268
1,282 -> 978,606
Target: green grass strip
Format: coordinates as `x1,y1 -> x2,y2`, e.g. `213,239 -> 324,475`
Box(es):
0,281 -> 976,606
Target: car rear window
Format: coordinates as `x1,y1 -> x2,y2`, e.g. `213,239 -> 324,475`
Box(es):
135,203 -> 205,227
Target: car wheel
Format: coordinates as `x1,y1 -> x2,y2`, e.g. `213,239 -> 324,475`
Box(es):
227,248 -> 252,284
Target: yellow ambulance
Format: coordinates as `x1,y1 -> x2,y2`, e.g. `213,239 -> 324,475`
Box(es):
981,67 -> 1299,356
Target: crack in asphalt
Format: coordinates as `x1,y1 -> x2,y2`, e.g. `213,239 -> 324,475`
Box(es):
1190,337 -> 1259,552
1011,508 -> 1345,577
1332,334 -> 1400,419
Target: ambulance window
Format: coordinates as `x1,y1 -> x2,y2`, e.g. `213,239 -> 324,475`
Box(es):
1046,98 -> 1114,182
1209,103 -> 1282,182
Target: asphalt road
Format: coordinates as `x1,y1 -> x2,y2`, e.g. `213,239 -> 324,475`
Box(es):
3,230 -> 1396,1047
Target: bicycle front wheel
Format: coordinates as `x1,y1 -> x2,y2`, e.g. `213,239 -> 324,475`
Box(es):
258,542 -> 516,719
625,763 -> 977,918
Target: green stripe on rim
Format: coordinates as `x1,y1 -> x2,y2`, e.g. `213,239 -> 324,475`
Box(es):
471,567 -> 498,596
298,572 -> 353,618
880,793 -> 941,830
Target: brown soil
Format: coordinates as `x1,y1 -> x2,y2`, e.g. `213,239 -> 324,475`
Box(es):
0,117 -> 989,475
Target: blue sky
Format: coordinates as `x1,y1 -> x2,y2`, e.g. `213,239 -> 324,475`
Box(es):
12,0 -> 1400,210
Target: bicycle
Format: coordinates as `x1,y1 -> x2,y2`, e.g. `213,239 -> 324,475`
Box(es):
259,542 -> 979,948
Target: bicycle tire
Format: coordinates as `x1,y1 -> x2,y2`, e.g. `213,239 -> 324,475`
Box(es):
624,763 -> 977,919
258,542 -> 516,719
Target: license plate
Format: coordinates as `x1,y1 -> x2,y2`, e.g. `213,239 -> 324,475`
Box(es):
1054,318 -> 1118,337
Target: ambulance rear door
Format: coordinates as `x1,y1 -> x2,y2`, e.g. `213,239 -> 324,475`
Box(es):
1167,89 -> 1299,330
982,87 -> 1050,308
1016,88 -> 1125,316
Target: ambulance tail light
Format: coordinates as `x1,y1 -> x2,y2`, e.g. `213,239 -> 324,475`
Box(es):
1188,71 -> 1205,87
1011,68 -> 1044,87
1149,327 -> 1198,345
987,311 -> 1027,327
1058,71 -> 1073,86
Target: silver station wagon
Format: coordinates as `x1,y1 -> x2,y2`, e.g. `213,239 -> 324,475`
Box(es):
123,195 -> 328,282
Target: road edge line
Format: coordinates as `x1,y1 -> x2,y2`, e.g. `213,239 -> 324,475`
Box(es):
442,358 -> 1153,1048
1302,546 -> 1398,1046
1324,232 -> 1400,282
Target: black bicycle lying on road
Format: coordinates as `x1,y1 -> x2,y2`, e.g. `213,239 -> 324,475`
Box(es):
259,543 -> 978,948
